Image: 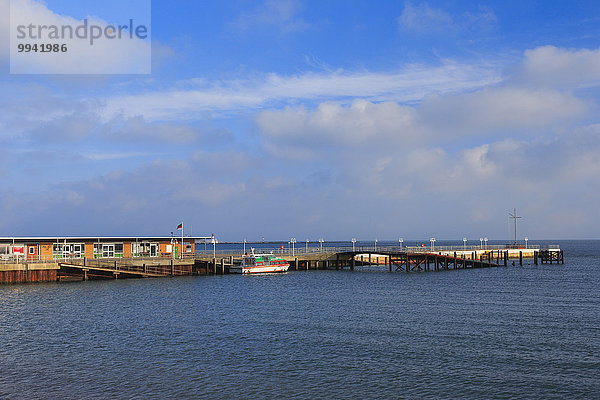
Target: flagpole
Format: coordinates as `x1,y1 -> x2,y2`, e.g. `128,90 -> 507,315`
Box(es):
181,221 -> 184,259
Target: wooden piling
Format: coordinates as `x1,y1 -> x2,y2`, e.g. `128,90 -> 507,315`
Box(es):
519,251 -> 523,266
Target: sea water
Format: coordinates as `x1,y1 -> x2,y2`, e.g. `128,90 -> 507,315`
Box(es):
0,240 -> 598,399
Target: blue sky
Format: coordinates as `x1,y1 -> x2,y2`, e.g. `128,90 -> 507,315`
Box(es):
1,0 -> 600,240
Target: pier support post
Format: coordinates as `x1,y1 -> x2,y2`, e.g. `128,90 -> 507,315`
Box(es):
352,257 -> 355,271
171,260 -> 174,276
534,251 -> 538,265
295,258 -> 298,271
560,250 -> 564,264
519,251 -> 523,266
221,258 -> 225,275
504,251 -> 508,266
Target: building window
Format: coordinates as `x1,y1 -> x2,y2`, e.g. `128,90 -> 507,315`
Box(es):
29,246 -> 35,255
92,243 -> 123,258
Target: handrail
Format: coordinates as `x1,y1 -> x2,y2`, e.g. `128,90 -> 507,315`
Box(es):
0,244 -> 556,264
0,254 -> 197,265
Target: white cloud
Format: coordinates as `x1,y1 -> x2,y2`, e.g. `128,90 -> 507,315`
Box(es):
397,2 -> 454,33
419,87 -> 587,136
0,0 -> 8,57
254,87 -> 587,157
518,45 -> 600,88
229,0 -> 308,33
102,62 -> 502,121
8,0 -> 150,74
397,2 -> 496,34
256,99 -> 420,155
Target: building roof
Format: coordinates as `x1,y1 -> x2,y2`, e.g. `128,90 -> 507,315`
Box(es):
0,236 -> 213,243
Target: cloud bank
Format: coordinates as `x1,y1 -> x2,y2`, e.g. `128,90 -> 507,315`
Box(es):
1,44 -> 600,239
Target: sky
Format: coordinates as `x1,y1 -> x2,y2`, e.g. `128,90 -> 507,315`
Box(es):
1,0 -> 599,241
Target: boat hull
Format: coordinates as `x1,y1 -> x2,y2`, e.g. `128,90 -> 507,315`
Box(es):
229,265 -> 289,274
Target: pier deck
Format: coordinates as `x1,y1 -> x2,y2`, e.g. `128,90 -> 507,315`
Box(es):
0,244 -> 565,283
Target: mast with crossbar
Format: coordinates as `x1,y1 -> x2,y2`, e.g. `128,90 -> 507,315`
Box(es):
508,208 -> 522,246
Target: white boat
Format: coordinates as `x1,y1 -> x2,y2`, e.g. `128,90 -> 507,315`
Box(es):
230,249 -> 290,274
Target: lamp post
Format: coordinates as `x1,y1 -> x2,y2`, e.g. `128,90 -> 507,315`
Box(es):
351,238 -> 356,252
291,238 -> 296,256
375,239 -> 378,251
399,238 -> 403,251
463,237 -> 467,250
524,237 -> 528,249
430,237 -> 436,251
243,238 -> 246,254
171,232 -> 174,260
212,234 -> 216,258
318,238 -> 324,252
484,237 -> 488,249
480,237 -> 483,249
306,239 -> 309,253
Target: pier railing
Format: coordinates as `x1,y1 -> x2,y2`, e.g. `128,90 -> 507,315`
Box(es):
0,244 -> 556,264
0,254 -> 197,265
195,244 -> 546,257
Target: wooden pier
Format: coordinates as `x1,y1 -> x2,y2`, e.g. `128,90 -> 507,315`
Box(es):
333,250 -> 506,272
57,257 -> 197,281
0,244 -> 565,283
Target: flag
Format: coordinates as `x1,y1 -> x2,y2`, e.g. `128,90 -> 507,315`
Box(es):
177,223 -> 183,230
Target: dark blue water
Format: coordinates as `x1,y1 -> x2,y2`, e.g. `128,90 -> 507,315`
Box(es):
1,240 -> 598,399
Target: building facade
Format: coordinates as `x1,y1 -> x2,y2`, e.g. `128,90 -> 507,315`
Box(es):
0,237 -> 209,261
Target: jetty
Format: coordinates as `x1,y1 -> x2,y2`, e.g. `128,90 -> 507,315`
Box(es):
195,243 -> 564,274
0,237 -> 564,283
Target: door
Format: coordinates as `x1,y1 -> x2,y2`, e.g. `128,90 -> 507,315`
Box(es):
150,243 -> 158,257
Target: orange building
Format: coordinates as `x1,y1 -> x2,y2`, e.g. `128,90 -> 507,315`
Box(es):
0,236 -> 211,261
